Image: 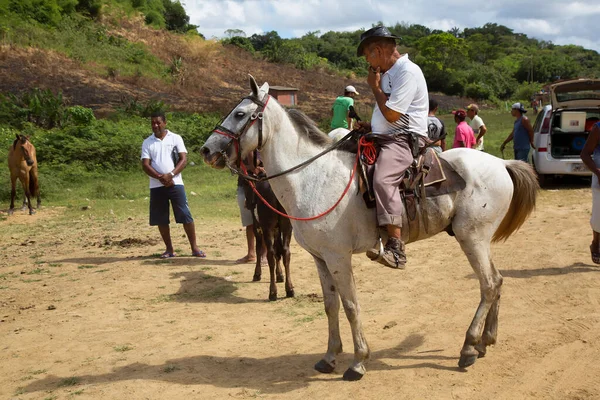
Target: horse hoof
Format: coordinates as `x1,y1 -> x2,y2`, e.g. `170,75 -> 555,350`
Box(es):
252,275 -> 261,282
458,354 -> 478,369
276,275 -> 284,283
474,343 -> 486,358
29,210 -> 35,215
314,359 -> 335,374
342,368 -> 364,381
8,209 -> 14,216
286,289 -> 295,298
268,293 -> 277,301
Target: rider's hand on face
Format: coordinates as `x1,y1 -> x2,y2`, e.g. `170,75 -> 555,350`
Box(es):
367,66 -> 381,90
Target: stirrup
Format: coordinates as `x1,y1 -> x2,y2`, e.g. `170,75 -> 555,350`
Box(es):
373,237 -> 385,262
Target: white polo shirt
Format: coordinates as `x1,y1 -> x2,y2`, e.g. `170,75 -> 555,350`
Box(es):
371,54 -> 429,137
141,130 -> 187,189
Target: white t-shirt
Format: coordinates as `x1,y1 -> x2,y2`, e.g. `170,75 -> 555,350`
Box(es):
470,115 -> 485,150
469,115 -> 485,135
371,54 -> 429,137
141,130 -> 187,189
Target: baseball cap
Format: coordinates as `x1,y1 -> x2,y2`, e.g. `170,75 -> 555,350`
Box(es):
345,85 -> 359,95
466,104 -> 479,112
452,109 -> 467,118
357,26 -> 401,57
511,102 -> 527,113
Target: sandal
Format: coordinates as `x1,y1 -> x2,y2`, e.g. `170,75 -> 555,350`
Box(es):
235,255 -> 256,264
591,245 -> 600,265
192,250 -> 206,258
160,252 -> 177,259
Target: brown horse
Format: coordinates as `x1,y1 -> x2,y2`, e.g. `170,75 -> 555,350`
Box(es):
242,176 -> 294,301
8,134 -> 40,215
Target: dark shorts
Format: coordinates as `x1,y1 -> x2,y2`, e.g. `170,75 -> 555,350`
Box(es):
149,185 -> 193,226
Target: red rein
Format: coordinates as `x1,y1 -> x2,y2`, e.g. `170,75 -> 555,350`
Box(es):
241,140 -> 368,221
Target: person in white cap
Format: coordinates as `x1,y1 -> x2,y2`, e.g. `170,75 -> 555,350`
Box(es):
500,102 -> 535,161
330,85 -> 359,131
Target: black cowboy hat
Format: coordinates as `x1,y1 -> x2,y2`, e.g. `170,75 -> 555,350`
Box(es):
357,26 -> 401,57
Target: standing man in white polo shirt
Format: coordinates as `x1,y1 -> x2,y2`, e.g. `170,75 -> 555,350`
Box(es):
355,26 -> 429,270
141,111 -> 206,258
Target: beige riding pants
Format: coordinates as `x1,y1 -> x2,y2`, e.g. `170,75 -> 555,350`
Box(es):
372,134 -> 414,227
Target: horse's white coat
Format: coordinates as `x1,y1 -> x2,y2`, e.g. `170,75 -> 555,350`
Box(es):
201,78 -> 538,379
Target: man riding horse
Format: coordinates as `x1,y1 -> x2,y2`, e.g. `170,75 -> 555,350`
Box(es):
356,26 -> 429,269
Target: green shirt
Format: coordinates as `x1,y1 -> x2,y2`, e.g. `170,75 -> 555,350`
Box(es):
330,96 -> 354,129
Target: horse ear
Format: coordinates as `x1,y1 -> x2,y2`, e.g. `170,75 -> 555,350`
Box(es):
15,134 -> 20,140
259,82 -> 270,95
249,74 -> 259,97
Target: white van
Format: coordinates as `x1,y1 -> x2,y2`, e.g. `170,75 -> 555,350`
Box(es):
531,79 -> 600,184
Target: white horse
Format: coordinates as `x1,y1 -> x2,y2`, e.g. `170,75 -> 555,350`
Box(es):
201,76 -> 539,381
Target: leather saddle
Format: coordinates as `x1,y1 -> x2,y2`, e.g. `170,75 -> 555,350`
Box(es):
359,146 -> 466,243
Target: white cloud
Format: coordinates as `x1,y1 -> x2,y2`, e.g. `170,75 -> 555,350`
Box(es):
183,0 -> 600,52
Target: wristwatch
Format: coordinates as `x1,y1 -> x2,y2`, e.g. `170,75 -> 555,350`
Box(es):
170,171 -> 175,177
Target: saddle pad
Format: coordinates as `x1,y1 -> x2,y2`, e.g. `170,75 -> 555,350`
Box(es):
422,149 -> 446,187
424,155 -> 466,197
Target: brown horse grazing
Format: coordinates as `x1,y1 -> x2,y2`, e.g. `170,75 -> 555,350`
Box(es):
8,134 -> 40,215
242,176 -> 294,301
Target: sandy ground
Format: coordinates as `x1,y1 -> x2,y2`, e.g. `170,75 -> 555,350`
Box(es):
2,185 -> 600,400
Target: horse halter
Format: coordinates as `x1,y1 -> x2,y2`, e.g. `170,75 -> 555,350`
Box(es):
212,93 -> 270,168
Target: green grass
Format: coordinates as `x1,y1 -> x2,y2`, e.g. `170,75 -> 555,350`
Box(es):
1,15 -> 171,82
163,364 -> 180,373
57,377 -> 80,387
113,345 -> 133,352
27,268 -> 49,275
1,163 -> 238,223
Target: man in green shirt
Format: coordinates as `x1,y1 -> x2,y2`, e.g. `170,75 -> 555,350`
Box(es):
330,85 -> 359,130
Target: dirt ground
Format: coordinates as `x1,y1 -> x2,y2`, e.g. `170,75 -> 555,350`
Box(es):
2,184 -> 600,400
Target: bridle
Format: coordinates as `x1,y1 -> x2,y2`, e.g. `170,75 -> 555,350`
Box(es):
211,93 -> 356,183
212,93 -> 270,172
209,92 -> 367,221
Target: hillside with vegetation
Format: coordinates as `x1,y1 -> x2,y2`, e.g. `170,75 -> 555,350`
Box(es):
228,22 -> 600,103
1,0 -> 600,205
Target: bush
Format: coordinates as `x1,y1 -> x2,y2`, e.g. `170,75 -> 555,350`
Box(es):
117,97 -> 169,118
75,0 -> 102,19
144,10 -> 165,28
222,36 -> 255,53
67,105 -> 95,125
1,88 -> 67,129
8,0 -> 62,25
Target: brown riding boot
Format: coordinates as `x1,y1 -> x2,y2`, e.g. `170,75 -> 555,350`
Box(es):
366,237 -> 407,269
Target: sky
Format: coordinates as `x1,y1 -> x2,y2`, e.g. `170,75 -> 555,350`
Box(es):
183,0 -> 600,52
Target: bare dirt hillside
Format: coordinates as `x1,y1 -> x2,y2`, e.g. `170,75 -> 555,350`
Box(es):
0,17 -> 467,121
2,185 -> 600,399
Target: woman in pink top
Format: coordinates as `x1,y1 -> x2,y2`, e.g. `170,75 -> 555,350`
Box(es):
452,109 -> 476,148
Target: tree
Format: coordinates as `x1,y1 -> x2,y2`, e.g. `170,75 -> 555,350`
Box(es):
225,28 -> 246,38
414,33 -> 469,94
163,0 -> 189,32
249,31 -> 281,52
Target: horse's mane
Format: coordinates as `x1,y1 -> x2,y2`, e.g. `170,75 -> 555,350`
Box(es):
12,136 -> 28,150
286,109 -> 332,147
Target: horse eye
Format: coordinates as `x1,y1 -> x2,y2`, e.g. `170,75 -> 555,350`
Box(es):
235,111 -> 245,118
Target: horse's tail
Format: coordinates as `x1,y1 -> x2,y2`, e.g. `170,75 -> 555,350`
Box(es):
492,160 -> 539,243
28,168 -> 36,196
